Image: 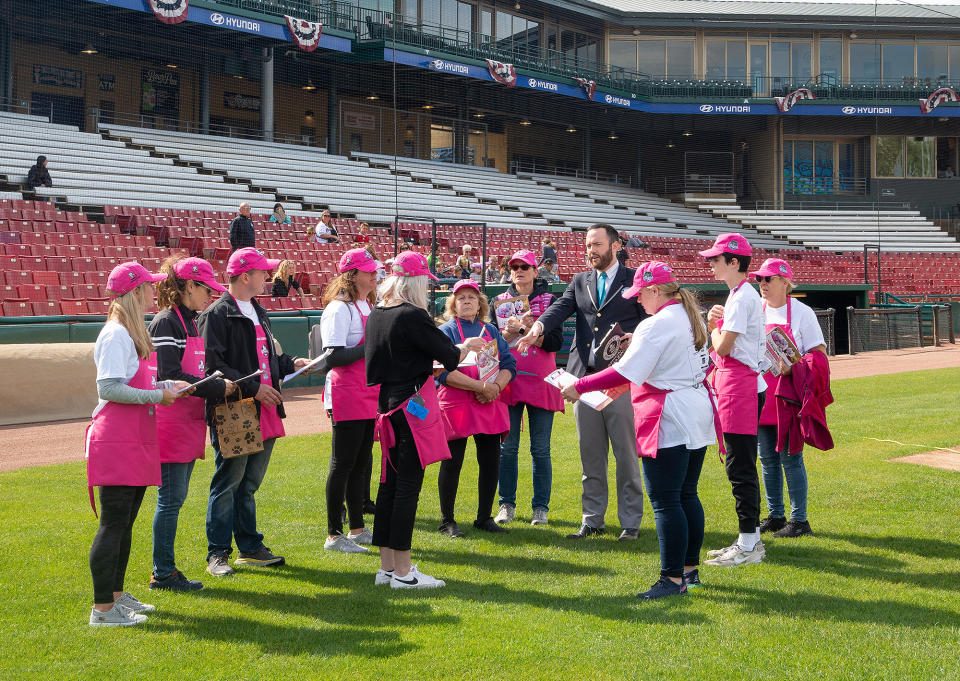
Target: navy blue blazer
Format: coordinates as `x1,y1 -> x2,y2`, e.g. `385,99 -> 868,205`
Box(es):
536,265 -> 648,378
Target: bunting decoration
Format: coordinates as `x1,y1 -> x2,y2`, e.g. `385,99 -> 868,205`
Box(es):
284,15 -> 323,52
148,0 -> 189,24
486,59 -> 517,87
775,88 -> 815,113
920,87 -> 958,114
573,77 -> 597,100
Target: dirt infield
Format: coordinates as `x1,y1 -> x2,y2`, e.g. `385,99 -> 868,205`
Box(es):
1,344 -> 957,472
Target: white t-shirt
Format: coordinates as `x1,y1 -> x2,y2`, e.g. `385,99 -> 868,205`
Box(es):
614,304 -> 716,451
764,298 -> 825,355
314,221 -> 336,242
92,321 -> 143,417
320,299 -> 371,409
236,299 -> 261,327
721,280 -> 765,373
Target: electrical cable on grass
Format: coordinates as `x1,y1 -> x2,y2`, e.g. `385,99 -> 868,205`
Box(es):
868,438 -> 960,455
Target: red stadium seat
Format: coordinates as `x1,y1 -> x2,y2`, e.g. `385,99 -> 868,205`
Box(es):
2,300 -> 31,317
31,301 -> 60,316
3,270 -> 32,285
32,271 -> 60,286
87,299 -> 111,315
45,285 -> 70,300
59,299 -> 88,315
17,284 -> 46,302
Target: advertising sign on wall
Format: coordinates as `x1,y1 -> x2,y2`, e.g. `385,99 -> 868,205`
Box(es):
141,68 -> 180,117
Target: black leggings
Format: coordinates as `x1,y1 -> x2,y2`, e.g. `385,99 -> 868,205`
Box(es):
438,433 -> 502,525
371,412 -> 425,551
89,485 -> 146,604
722,391 -> 766,533
327,418 -> 375,535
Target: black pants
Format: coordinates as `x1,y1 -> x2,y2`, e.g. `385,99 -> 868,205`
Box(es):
722,391 -> 765,533
438,433 -> 502,525
371,412 -> 425,551
327,418 -> 375,535
89,485 -> 146,603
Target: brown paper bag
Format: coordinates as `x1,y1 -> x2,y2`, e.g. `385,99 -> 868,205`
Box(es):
213,395 -> 263,459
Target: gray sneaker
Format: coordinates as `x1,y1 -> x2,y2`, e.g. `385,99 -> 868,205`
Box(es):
115,592 -> 155,613
705,541 -> 738,559
704,540 -> 765,567
207,553 -> 235,577
531,508 -> 548,526
494,504 -> 515,524
89,603 -> 147,627
324,534 -> 370,553
350,528 -> 373,545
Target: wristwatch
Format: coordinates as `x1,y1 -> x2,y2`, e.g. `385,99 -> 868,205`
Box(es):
519,326 -> 527,335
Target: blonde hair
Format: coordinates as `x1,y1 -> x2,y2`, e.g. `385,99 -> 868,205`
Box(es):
108,284 -> 154,359
156,254 -> 188,309
272,260 -> 296,284
322,268 -> 377,307
443,287 -> 490,322
653,282 -> 709,351
378,274 -> 428,310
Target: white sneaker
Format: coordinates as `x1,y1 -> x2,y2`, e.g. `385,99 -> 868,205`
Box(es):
350,528 -> 373,545
704,540 -> 765,567
531,508 -> 549,526
390,565 -> 446,589
324,534 -> 370,553
374,569 -> 394,586
89,603 -> 147,627
705,541 -> 739,559
494,504 -> 515,524
115,592 -> 156,613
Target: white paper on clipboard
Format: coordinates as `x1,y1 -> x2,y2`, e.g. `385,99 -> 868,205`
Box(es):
281,350 -> 331,384
173,370 -> 223,395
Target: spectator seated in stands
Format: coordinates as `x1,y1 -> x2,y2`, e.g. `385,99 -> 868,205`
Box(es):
485,260 -> 500,283
499,257 -> 512,284
456,245 -> 473,279
941,165 -> 955,179
228,202 -> 256,252
624,232 -> 649,248
538,237 -> 556,266
469,262 -> 483,283
354,222 -> 371,244
399,243 -> 411,253
312,209 -> 340,243
538,258 -> 559,283
270,203 -> 291,224
270,260 -> 303,298
27,155 -> 53,188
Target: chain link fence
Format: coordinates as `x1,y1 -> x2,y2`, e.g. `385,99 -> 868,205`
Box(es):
846,306 -> 923,354
815,308 -> 836,356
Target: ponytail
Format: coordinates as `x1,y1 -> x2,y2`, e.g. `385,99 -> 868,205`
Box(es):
655,281 -> 708,351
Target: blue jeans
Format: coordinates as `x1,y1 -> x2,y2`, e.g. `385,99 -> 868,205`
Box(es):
206,428 -> 276,560
640,445 -> 706,578
152,460 -> 196,579
498,403 -> 555,511
758,425 -> 808,522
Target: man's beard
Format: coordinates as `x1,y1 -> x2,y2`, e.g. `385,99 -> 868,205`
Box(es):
592,249 -> 614,271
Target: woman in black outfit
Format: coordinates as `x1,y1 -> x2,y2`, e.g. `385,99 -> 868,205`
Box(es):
364,251 -> 484,589
270,260 -> 302,298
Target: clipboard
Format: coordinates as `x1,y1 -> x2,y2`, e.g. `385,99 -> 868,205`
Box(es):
281,350 -> 331,384
173,370 -> 224,395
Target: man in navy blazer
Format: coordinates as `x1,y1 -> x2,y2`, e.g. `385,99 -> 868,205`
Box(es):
519,224 -> 648,540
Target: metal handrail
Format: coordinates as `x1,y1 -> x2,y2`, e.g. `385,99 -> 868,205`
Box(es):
91,109 -> 318,146
0,96 -> 53,121
509,161 -> 629,184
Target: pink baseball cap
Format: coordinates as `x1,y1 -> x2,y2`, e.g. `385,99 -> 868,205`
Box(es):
698,233 -> 753,259
391,251 -> 438,281
338,248 -> 378,273
750,258 -> 793,280
622,261 -> 676,299
452,279 -> 480,294
226,247 -> 281,277
508,249 -> 537,268
105,261 -> 165,298
174,257 -> 227,293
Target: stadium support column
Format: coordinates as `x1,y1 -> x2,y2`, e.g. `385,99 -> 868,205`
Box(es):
0,17 -> 11,103
583,129 -> 592,175
200,62 -> 210,135
327,73 -> 338,154
261,47 -> 275,142
635,141 -> 642,189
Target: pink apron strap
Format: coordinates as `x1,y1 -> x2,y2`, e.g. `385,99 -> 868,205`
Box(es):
704,377 -> 727,462
375,399 -> 407,481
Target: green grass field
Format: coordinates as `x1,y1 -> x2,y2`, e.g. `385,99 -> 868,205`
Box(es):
3,368 -> 960,680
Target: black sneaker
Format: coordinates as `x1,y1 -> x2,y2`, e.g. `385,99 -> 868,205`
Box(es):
567,524 -> 605,539
235,546 -> 285,567
773,520 -> 813,538
206,553 -> 235,577
683,569 -> 702,590
759,516 -> 787,534
474,517 -> 509,534
438,520 -> 465,538
363,499 -> 377,515
150,570 -> 204,591
638,576 -> 687,600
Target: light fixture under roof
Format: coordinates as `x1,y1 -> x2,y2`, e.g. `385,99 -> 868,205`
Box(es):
473,112 -> 485,118
519,118 -> 531,126
81,44 -> 98,55
682,130 -> 692,137
608,131 -> 618,140
666,140 -> 676,148
566,125 -> 577,133
302,79 -> 316,91
422,104 -> 434,110
365,92 -> 379,100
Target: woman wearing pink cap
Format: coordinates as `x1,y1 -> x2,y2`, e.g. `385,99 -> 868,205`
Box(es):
492,249 -> 565,527
752,258 -> 826,539
148,255 -> 236,592
86,262 -> 191,626
561,262 -> 716,599
364,251 -> 485,588
318,248 -> 380,553
699,233 -> 768,568
435,279 -> 516,537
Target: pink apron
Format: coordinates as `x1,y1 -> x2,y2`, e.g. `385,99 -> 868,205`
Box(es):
255,325 -> 286,440
85,352 -> 161,514
711,280 -> 760,436
375,379 -> 451,482
436,318 -> 510,441
156,307 -> 207,463
496,290 -> 564,412
326,303 -> 379,422
759,299 -> 797,427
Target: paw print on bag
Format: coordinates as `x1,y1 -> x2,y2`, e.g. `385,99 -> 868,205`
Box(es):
232,445 -> 244,456
230,412 -> 240,421
244,432 -> 256,444
242,419 -> 253,429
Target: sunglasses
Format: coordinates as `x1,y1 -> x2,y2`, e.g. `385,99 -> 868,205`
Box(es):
757,276 -> 780,283
510,264 -> 532,271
